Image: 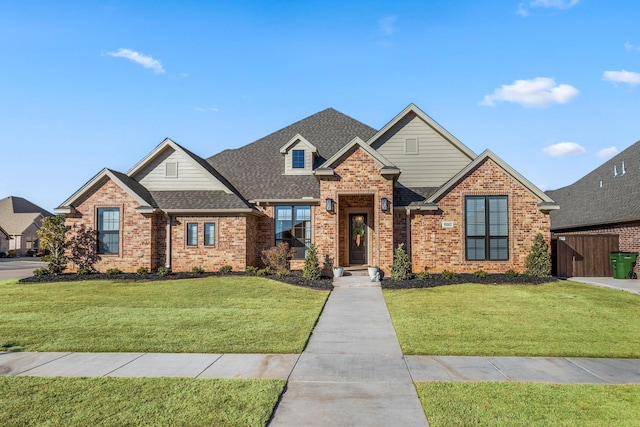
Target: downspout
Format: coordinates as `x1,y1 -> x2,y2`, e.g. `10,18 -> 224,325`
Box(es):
165,213 -> 171,269
405,208 -> 411,260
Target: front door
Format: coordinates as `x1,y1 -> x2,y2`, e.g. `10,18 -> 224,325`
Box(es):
349,214 -> 367,265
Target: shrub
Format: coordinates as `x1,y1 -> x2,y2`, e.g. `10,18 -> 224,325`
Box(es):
69,224 -> 100,273
192,266 -> 205,274
473,269 -> 489,278
256,267 -> 271,277
136,267 -> 150,275
0,251 -> 6,258
276,269 -> 290,278
505,269 -> 520,277
302,243 -> 321,280
106,268 -> 123,275
441,269 -> 457,280
415,270 -> 432,280
219,265 -> 232,274
33,267 -> 50,276
245,266 -> 258,276
261,242 -> 295,272
8,250 -> 16,258
390,243 -> 412,280
525,233 -> 552,277
156,266 -> 171,277
38,215 -> 70,274
26,249 -> 36,257
76,267 -> 93,275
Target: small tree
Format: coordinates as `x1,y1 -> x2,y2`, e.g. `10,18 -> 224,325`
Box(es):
525,233 -> 552,277
390,243 -> 412,280
303,243 -> 321,280
261,242 -> 295,272
69,224 -> 101,273
37,215 -> 70,274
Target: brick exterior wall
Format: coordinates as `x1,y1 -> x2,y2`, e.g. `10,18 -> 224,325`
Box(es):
316,146 -> 395,275
409,159 -> 551,274
65,178 -> 157,272
169,215 -> 248,272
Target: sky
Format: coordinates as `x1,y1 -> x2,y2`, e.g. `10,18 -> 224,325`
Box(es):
2,0 -> 639,212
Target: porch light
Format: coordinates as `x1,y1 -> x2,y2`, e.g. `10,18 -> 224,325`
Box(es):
381,197 -> 389,212
326,198 -> 335,213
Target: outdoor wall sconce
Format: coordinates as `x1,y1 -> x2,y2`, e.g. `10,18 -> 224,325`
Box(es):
381,197 -> 389,212
326,198 -> 335,213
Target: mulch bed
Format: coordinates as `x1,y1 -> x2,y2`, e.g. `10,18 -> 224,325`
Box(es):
18,270 -> 334,291
381,273 -> 557,289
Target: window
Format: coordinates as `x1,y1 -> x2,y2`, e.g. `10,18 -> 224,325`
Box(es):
204,223 -> 215,246
187,223 -> 198,246
275,205 -> 311,259
292,150 -> 305,169
97,208 -> 120,254
465,196 -> 508,260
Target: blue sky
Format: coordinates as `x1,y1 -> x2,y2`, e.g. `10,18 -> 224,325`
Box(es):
2,0 -> 639,211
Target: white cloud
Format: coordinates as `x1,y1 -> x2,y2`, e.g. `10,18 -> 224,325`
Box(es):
378,15 -> 397,36
624,42 -> 640,52
597,146 -> 618,158
603,70 -> 640,86
530,0 -> 579,9
542,142 -> 586,157
106,48 -> 165,74
480,77 -> 579,107
195,106 -> 220,113
516,3 -> 530,16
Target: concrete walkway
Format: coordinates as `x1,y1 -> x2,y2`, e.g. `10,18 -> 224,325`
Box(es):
570,276 -> 640,294
270,272 -> 429,426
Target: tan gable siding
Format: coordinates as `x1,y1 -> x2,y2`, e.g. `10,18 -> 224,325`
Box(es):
135,147 -> 228,191
370,112 -> 472,187
283,141 -> 314,175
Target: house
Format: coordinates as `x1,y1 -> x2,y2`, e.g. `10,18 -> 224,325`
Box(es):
547,140 -> 640,278
0,196 -> 52,257
55,104 -> 558,275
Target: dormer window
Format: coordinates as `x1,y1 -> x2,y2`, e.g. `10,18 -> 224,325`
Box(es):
292,150 -> 305,169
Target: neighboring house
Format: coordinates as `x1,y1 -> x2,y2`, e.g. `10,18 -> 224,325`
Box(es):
547,140 -> 640,278
0,196 -> 53,257
55,104 -> 558,275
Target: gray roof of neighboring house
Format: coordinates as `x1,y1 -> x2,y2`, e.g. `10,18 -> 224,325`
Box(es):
547,140 -> 640,230
0,196 -> 52,235
150,191 -> 253,211
207,108 -> 378,201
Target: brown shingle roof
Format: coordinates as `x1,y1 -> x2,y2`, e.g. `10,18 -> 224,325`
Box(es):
547,140 -> 640,230
0,196 -> 52,235
207,108 -> 377,201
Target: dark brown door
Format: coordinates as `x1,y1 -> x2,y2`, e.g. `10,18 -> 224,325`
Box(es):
349,214 -> 367,265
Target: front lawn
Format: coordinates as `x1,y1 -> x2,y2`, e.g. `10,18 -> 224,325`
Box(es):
418,382 -> 640,427
1,376 -> 283,427
385,281 -> 640,357
0,276 -> 328,353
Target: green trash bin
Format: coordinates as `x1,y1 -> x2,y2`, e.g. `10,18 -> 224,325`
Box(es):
609,252 -> 638,279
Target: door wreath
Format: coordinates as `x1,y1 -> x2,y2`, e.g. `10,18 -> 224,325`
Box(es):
352,225 -> 365,247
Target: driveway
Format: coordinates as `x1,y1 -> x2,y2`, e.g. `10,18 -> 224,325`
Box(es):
0,258 -> 46,280
570,277 -> 640,294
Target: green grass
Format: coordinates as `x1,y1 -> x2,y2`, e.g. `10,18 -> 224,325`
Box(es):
384,281 -> 640,357
417,382 -> 640,427
0,276 -> 328,353
0,376 -> 283,426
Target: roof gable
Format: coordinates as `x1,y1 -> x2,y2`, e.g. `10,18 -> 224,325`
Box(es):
279,134 -> 318,154
425,150 -> 558,212
0,196 -> 52,235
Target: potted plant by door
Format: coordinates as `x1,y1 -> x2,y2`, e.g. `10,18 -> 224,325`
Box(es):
368,266 -> 379,280
333,266 -> 344,277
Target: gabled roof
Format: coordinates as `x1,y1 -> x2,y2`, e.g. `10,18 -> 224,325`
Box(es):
55,168 -> 158,214
0,196 -> 52,235
366,103 -> 477,160
315,137 -> 400,176
207,108 -> 377,201
279,134 -> 318,154
0,225 -> 9,239
416,150 -> 557,212
547,140 -> 640,230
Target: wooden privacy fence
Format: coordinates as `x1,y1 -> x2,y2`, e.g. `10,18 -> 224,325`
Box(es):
552,234 -> 619,278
